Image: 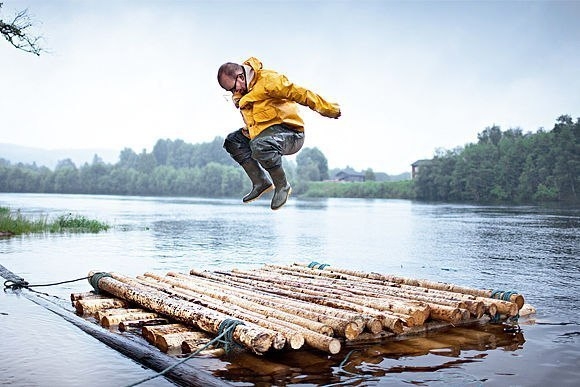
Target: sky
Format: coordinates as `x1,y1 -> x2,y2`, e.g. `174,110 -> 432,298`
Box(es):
1,0 -> 579,174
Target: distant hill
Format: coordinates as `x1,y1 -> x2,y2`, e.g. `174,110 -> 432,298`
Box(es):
0,143 -> 120,169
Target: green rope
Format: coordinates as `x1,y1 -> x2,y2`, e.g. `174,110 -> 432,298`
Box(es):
89,272 -> 112,294
490,289 -> 520,324
125,318 -> 245,387
307,261 -> 330,270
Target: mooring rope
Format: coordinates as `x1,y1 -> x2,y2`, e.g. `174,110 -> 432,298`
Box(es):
489,289 -> 521,329
4,275 -> 90,292
88,272 -> 112,294
125,318 -> 245,387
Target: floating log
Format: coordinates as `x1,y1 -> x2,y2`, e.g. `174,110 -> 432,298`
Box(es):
135,275 -> 294,350
142,324 -> 192,345
138,274 -> 341,354
261,265 -> 489,319
118,318 -> 170,332
70,291 -> 108,304
168,271 -> 362,340
293,263 -> 525,309
189,268 -> 378,335
144,272 -> 334,338
0,263 -> 227,386
229,268 -> 431,325
74,298 -> 129,315
89,271 -> 274,354
101,311 -> 160,328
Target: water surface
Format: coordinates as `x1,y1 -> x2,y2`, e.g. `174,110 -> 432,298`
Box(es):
1,193 -> 578,386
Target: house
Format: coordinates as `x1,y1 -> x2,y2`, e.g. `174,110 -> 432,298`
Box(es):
334,170 -> 365,182
411,159 -> 433,179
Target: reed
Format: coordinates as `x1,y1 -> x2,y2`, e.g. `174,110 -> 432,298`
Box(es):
0,206 -> 109,235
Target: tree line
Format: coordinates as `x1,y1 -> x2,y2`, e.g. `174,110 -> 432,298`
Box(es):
413,115 -> 579,203
1,115 -> 577,204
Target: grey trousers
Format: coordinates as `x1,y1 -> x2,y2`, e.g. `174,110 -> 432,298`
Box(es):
223,124 -> 305,170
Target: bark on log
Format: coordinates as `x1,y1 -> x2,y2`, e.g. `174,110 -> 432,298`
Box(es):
189,268 -> 373,335
142,324 -> 192,345
229,268 -> 431,325
292,263 -> 525,309
101,311 -> 160,328
169,271 -> 361,340
89,271 -> 273,354
143,272 -> 335,338
118,318 -> 170,332
74,298 -> 129,315
135,276 -> 294,351
138,275 -> 343,353
262,265 -> 487,319
156,331 -> 212,353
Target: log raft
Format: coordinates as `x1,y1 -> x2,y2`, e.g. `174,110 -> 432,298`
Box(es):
78,263 -> 528,358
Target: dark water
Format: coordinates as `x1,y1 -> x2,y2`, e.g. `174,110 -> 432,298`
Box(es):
0,193 -> 578,386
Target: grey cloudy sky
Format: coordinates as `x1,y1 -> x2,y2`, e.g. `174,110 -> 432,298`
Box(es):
1,0 -> 579,174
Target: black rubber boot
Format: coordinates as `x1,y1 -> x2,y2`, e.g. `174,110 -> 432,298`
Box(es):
241,159 -> 273,203
267,166 -> 292,210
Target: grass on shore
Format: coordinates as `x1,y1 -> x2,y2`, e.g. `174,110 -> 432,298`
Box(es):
0,207 -> 110,236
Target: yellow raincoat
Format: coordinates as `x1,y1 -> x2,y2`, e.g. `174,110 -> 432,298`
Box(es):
236,57 -> 340,139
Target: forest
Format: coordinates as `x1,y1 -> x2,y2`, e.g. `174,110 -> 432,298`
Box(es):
0,115 -> 577,204
413,115 -> 578,203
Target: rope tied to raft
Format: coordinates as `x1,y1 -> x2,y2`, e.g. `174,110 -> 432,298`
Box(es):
307,261 -> 330,270
88,272 -> 112,294
4,275 -> 90,292
215,318 -> 246,353
490,289 -> 521,328
125,318 -> 245,387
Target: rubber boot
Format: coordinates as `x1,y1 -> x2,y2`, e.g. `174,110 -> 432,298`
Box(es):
268,166 -> 292,210
241,159 -> 273,203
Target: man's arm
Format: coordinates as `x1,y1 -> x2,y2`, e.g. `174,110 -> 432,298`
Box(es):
265,73 -> 341,119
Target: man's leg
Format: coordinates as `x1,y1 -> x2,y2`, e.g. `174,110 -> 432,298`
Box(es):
223,129 -> 273,202
250,125 -> 305,210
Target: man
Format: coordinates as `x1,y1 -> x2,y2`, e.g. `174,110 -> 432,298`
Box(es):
217,57 -> 341,210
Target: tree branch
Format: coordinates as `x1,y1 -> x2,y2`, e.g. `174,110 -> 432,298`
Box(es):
0,3 -> 44,56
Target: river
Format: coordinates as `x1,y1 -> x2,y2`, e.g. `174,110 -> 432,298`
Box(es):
0,193 -> 578,386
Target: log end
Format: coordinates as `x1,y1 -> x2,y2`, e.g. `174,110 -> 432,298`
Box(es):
328,338 -> 341,355
287,333 -> 305,350
344,322 -> 361,340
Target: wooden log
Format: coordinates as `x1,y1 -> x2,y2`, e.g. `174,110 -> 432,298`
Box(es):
135,276 -> 294,351
138,275 -> 344,353
74,298 -> 129,315
101,311 -> 160,328
218,269 -> 405,332
230,268 -> 431,325
189,268 -> 373,335
89,271 -> 274,354
118,318 -> 170,332
427,304 -> 464,323
292,263 -> 525,309
232,278 -> 404,334
156,331 -> 213,354
70,291 -> 108,304
169,271 -> 362,340
263,265 -> 487,319
142,324 -> 192,345
0,263 -> 227,387
144,272 -> 335,338
96,308 -> 147,325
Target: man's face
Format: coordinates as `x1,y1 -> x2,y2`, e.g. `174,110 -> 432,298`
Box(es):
222,72 -> 247,95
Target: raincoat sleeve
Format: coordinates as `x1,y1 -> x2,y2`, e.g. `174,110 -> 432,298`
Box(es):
265,74 -> 340,118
